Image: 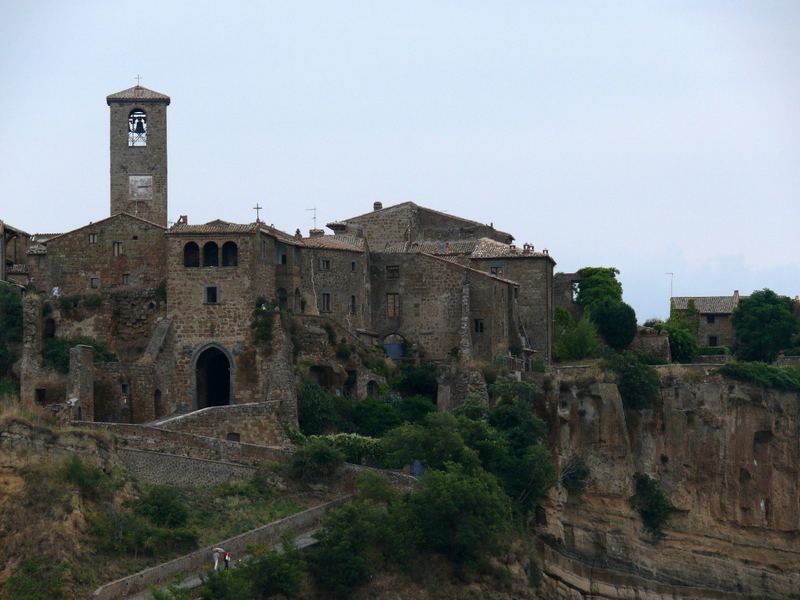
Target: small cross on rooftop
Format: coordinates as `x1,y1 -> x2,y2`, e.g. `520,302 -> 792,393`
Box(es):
135,74 -> 142,86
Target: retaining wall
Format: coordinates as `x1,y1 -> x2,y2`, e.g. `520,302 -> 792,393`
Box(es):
118,448 -> 255,487
91,497 -> 349,600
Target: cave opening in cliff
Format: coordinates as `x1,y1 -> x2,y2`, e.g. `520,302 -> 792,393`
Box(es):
195,346 -> 231,409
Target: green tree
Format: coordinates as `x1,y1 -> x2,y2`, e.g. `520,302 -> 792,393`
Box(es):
289,437 -> 345,480
630,473 -> 673,537
243,539 -> 306,598
297,381 -> 339,435
553,311 -> 602,361
589,298 -> 637,350
732,289 -> 799,362
575,267 -> 623,309
661,320 -> 697,363
351,397 -> 402,437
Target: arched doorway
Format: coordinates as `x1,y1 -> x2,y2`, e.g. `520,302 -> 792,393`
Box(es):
195,346 -> 231,409
383,333 -> 405,360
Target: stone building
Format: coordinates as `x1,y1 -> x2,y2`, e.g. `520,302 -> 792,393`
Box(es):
1,220 -> 30,287
671,291 -> 743,348
5,84 -> 558,429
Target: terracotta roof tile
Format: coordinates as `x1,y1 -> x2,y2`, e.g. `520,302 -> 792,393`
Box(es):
301,234 -> 365,252
106,85 -> 171,104
671,295 -> 743,314
26,244 -> 47,255
169,220 -> 258,234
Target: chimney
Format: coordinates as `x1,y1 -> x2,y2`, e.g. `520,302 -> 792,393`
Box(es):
733,290 -> 740,304
177,215 -> 188,225
327,221 -> 348,234
294,228 -> 302,239
373,201 -> 383,211
309,228 -> 325,238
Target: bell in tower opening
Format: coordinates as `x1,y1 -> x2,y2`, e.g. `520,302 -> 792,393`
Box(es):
128,109 -> 147,146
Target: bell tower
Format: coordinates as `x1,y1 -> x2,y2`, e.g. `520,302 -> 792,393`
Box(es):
106,85 -> 170,227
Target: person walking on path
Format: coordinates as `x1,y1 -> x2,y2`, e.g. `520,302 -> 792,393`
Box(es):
212,547 -> 225,571
224,551 -> 232,570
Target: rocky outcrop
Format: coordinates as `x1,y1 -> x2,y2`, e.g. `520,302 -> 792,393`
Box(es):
536,365 -> 800,599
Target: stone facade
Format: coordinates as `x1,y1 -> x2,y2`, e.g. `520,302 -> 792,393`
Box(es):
671,292 -> 741,348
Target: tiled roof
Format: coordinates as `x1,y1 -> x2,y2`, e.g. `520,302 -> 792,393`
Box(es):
30,233 -> 62,243
259,224 -> 303,246
169,220 -> 258,234
412,239 -> 478,255
106,85 -> 171,104
378,237 -> 553,262
471,238 -> 552,260
26,244 -> 47,255
301,234 -> 365,252
44,213 -> 165,243
420,253 -> 519,286
1,222 -> 30,237
671,295 -> 741,314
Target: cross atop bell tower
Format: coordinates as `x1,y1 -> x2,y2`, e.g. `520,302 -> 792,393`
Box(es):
106,84 -> 171,227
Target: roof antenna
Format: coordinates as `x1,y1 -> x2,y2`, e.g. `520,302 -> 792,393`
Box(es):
306,207 -> 317,229
135,74 -> 142,86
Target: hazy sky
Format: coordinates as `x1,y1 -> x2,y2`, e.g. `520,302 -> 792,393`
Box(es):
1,1 -> 798,319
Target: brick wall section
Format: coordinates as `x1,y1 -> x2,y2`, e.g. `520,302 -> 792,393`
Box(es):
28,213 -> 166,295
156,402 -> 291,447
91,497 -> 350,600
108,99 -> 169,227
118,448 -> 255,486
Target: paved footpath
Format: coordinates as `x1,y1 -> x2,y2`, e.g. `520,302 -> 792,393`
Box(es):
128,529 -> 319,600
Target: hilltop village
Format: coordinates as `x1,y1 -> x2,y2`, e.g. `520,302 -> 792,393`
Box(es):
0,84 -> 572,431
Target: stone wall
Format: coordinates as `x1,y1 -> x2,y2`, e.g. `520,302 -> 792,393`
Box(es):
155,402 -> 291,447
91,497 -> 349,600
118,448 -> 255,486
299,246 -> 369,330
695,313 -> 735,348
28,213 -> 166,296
629,327 -> 671,362
554,271 -> 582,322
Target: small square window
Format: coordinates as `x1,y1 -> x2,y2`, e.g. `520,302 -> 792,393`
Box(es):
121,383 -> 130,395
321,292 -> 332,312
206,286 -> 218,304
90,277 -> 100,289
319,258 -> 331,271
122,273 -> 130,285
706,314 -> 716,324
386,265 -> 400,279
474,319 -> 485,333
113,241 -> 124,256
35,388 -> 46,404
88,233 -> 97,244
490,265 -> 504,277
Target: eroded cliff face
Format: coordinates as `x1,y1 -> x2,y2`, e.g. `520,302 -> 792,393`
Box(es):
536,365 -> 800,599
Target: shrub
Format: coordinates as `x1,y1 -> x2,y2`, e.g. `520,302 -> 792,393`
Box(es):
41,337 -> 116,373
198,569 -> 250,600
148,585 -> 191,600
323,322 -> 337,344
394,363 -> 438,399
604,352 -> 660,410
82,294 -> 103,309
1,559 -> 70,600
589,299 -> 637,350
560,455 -> 590,496
411,466 -> 511,564
242,538 -> 306,598
697,345 -> 730,356
351,397 -> 402,437
89,510 -> 198,556
312,433 -> 382,465
297,381 -> 338,435
335,341 -> 352,360
251,303 -> 275,349
661,322 -> 697,363
134,485 -> 189,528
553,315 -> 601,361
0,376 -> 18,397
63,455 -> 115,501
290,438 -> 345,480
718,362 -> 800,392
0,284 -> 22,343
630,473 -> 672,537
396,394 -> 436,424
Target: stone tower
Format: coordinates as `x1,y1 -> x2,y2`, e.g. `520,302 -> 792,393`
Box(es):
106,85 -> 170,227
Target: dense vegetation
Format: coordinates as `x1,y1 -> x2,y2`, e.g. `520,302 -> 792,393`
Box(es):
0,284 -> 22,393
603,352 -> 660,410
732,289 -> 799,362
718,361 -> 800,392
41,336 -> 116,373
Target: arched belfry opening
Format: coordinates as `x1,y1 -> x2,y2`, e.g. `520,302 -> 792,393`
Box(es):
128,109 -> 147,146
195,346 -> 232,409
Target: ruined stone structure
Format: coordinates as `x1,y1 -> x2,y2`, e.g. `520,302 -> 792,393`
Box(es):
3,84 -> 557,433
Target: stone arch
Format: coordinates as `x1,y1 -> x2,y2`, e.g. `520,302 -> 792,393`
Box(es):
382,333 -> 406,360
202,242 -> 219,267
184,242 -> 200,267
277,288 -> 288,310
222,241 -> 238,267
366,380 -> 379,398
192,343 -> 234,410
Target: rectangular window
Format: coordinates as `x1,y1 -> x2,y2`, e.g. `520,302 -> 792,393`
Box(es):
121,383 -> 130,395
205,286 -> 218,304
319,258 -> 331,271
386,293 -> 400,317
321,292 -> 332,312
122,273 -> 130,285
35,389 -> 46,404
351,261 -> 356,272
350,295 -> 357,314
88,233 -> 97,244
706,314 -> 716,324
708,335 -> 718,346
475,319 -> 485,333
386,265 -> 400,279
490,266 -> 504,277
90,277 -> 100,289
113,241 -> 123,256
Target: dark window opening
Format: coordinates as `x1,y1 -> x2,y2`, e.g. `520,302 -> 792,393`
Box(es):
121,383 -> 130,395
386,265 -> 400,279
366,380 -> 379,398
475,319 -> 485,333
708,335 -> 718,346
226,432 -> 241,443
43,318 -> 56,340
35,389 -> 46,404
707,314 -> 716,324
321,292 -> 331,313
277,288 -> 288,310
90,277 -> 100,289
344,370 -> 357,399
203,242 -> 219,267
122,273 -> 130,285
128,109 -> 147,147
222,241 -> 238,266
276,242 -> 288,265
350,295 -> 356,315
351,261 -> 356,272
113,241 -> 124,256
154,389 -> 164,418
319,258 -> 331,271
183,242 -> 200,267
206,286 -> 219,304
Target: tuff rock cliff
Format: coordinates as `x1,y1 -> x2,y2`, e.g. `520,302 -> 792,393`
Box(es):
535,364 -> 799,599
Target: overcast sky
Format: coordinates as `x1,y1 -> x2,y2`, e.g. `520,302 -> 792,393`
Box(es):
1,1 -> 798,319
